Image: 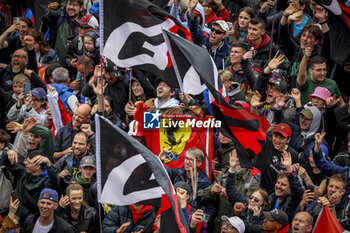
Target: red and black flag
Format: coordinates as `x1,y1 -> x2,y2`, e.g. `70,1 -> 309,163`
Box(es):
102,0 -> 191,89
95,115 -> 189,233
162,29 -> 270,166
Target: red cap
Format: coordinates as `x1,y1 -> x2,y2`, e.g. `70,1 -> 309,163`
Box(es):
273,123 -> 292,138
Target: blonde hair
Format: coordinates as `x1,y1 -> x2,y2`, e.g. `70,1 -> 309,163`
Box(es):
219,70 -> 233,82
13,73 -> 30,84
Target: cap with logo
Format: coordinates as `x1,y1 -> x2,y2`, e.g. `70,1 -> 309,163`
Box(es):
273,123 -> 292,138
31,87 -> 47,100
212,20 -> 229,33
80,155 -> 96,168
300,108 -> 313,120
268,80 -> 287,94
39,188 -> 58,202
271,68 -> 285,80
263,209 -> 289,226
103,57 -> 122,79
221,216 -> 245,233
76,15 -> 98,28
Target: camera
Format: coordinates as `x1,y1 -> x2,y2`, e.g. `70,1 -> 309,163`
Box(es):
63,174 -> 73,184
201,213 -> 210,223
165,152 -> 179,161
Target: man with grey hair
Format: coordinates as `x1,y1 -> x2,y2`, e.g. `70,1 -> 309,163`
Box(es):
50,67 -> 80,113
159,148 -> 216,226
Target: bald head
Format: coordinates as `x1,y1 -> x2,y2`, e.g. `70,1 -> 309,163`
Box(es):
72,104 -> 91,130
292,211 -> 313,233
12,49 -> 28,72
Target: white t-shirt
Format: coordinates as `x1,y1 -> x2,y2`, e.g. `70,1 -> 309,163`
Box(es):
32,219 -> 54,233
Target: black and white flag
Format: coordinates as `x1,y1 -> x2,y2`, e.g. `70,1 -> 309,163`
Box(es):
95,115 -> 189,232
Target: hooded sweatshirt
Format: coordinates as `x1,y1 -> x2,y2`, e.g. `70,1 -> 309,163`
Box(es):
246,33 -> 271,50
301,106 -> 321,139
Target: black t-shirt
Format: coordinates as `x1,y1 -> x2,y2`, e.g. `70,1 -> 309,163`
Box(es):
254,138 -> 299,193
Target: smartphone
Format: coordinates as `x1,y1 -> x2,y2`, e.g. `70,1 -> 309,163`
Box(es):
13,17 -> 20,24
11,190 -> 19,201
307,185 -> 314,192
23,83 -> 31,97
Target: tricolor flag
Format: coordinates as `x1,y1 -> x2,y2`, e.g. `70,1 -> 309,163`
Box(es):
95,115 -> 189,233
161,29 -> 270,164
312,206 -> 350,233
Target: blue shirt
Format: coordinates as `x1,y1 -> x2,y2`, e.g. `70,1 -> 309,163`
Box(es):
293,15 -> 309,37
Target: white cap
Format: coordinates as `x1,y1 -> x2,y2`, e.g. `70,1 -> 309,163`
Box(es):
221,216 -> 245,233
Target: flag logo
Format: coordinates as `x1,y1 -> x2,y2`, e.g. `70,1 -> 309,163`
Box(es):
144,111 -> 161,129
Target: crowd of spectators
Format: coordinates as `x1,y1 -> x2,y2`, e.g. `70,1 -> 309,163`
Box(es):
0,0 -> 350,232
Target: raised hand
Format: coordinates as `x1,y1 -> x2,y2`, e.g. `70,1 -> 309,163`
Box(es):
190,209 -> 204,228
7,150 -> 18,164
315,5 -> 326,22
23,35 -> 35,51
250,91 -> 263,109
289,11 -> 303,22
291,88 -> 300,101
22,117 -> 37,134
326,94 -> 340,107
24,94 -> 33,109
213,0 -> 224,8
300,189 -> 315,209
92,77 -> 108,96
81,124 -> 94,136
281,151 -> 292,172
314,131 -> 326,152
303,47 -> 313,58
229,149 -> 238,172
59,195 -> 70,208
6,121 -> 23,133
47,84 -> 56,93
284,4 -> 298,17
233,202 -> 245,214
8,196 -> 20,220
268,53 -> 285,71
260,0 -> 275,13
275,94 -> 286,109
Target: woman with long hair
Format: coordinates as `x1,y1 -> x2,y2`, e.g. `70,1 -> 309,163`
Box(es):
57,182 -> 98,233
27,28 -> 59,68
231,7 -> 256,44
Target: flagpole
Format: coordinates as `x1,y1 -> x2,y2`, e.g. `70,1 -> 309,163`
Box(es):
98,1 -> 104,232
269,2 -> 277,60
162,29 -> 218,182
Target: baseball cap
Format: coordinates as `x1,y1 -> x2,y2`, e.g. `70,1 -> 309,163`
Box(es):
268,80 -> 287,94
263,209 -> 289,226
80,155 -> 96,168
39,188 -> 58,202
76,15 -> 98,28
174,181 -> 191,195
309,86 -> 331,102
31,87 -> 47,100
221,216 -> 245,233
300,108 -> 313,120
271,69 -> 285,80
273,123 -> 292,138
128,120 -> 144,137
212,20 -> 229,33
103,57 -> 121,79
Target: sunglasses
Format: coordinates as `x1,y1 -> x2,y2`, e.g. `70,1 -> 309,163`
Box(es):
211,28 -> 225,35
249,195 -> 261,203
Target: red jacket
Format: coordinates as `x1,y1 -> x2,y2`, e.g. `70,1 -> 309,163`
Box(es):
205,7 -> 230,26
